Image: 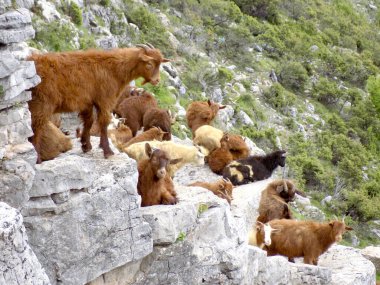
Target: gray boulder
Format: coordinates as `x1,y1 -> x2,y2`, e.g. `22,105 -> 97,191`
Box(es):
0,202 -> 50,285
0,8 -> 35,44
361,246 -> 380,272
22,137 -> 152,285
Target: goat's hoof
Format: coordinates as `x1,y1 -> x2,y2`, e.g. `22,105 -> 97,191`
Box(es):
81,144 -> 92,153
104,150 -> 114,159
36,157 -> 42,164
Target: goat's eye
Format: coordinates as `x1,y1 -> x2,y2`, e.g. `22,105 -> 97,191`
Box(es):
146,63 -> 153,70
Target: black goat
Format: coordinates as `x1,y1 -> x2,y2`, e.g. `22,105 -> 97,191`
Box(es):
222,150 -> 286,186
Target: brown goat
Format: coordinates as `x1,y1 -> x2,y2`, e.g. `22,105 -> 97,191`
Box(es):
38,121 -> 73,161
115,86 -> 145,107
227,134 -> 249,160
108,123 -> 133,149
114,89 -> 158,136
28,44 -> 168,163
208,133 -> 234,174
264,219 -> 353,265
189,178 -> 234,204
249,221 -> 278,249
143,108 -> 175,140
123,127 -> 167,148
137,143 -> 181,206
186,100 -> 226,136
257,179 -> 303,223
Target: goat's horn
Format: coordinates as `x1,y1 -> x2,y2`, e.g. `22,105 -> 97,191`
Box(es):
283,180 -> 288,193
145,42 -> 155,49
136,44 -> 150,50
333,215 -> 338,220
342,214 -> 346,223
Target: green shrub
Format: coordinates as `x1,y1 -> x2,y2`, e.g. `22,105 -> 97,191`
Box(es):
68,2 -> 83,26
312,77 -> 343,106
32,21 -> 77,51
278,61 -> 309,93
263,83 -> 296,112
239,126 -> 277,150
100,0 -> 110,7
367,75 -> 380,116
217,67 -> 233,86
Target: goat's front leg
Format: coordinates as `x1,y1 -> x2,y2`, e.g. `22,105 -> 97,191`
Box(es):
79,108 -> 94,153
97,109 -> 114,158
161,190 -> 177,205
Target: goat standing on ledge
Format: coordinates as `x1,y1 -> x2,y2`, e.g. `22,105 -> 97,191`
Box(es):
28,44 -> 169,163
264,218 -> 353,265
137,143 -> 181,207
186,100 -> 226,136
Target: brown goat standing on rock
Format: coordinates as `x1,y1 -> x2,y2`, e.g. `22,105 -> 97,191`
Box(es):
143,108 -> 175,140
222,150 -> 287,186
257,179 -> 306,223
186,100 -> 226,136
137,143 -> 181,207
28,44 -> 169,163
189,178 -> 234,204
264,218 -> 353,265
114,89 -> 158,136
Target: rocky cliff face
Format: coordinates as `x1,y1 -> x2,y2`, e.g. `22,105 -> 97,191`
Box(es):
0,2 -> 378,285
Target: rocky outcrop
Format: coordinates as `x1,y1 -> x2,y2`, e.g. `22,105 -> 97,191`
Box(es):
22,137 -> 152,285
361,246 -> 380,272
0,202 -> 50,285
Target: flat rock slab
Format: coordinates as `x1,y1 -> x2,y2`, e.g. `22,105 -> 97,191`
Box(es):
361,246 -> 380,272
318,245 -> 376,285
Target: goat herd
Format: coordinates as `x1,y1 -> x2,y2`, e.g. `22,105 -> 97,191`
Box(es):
26,44 -> 353,266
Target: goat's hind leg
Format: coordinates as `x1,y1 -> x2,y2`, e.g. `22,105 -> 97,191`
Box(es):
79,108 -> 94,153
97,109 -> 114,158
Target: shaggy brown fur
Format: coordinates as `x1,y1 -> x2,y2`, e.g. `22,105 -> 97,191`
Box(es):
38,121 -> 73,161
257,179 -> 301,223
264,219 -> 353,265
143,108 -> 174,140
189,178 -> 234,204
227,134 -> 250,160
108,124 -> 133,149
115,86 -> 145,107
123,127 -> 166,148
208,134 -> 234,174
137,143 -> 181,206
114,89 -> 158,136
28,45 -> 168,163
186,100 -> 226,136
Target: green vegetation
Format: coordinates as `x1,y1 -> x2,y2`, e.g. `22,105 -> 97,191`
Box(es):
198,203 -> 209,216
31,21 -> 77,51
0,85 -> 4,98
67,2 -> 83,26
176,231 -> 186,242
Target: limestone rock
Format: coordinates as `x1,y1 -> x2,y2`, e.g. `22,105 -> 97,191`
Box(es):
0,50 -> 20,78
0,9 -> 35,44
0,158 -> 35,209
23,147 -> 152,285
0,202 -> 50,285
236,110 -> 254,126
361,246 -> 380,272
318,245 -> 376,285
289,263 -> 331,285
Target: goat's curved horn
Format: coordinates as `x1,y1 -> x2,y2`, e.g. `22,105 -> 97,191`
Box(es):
283,180 -> 288,193
145,42 -> 155,49
332,215 -> 338,220
136,44 -> 150,50
342,214 -> 346,223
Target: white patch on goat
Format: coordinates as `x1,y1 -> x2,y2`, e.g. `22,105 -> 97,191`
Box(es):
263,223 -> 274,246
247,165 -> 254,178
230,167 -> 243,182
229,161 -> 240,167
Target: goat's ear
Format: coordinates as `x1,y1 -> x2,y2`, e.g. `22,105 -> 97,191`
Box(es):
162,58 -> 171,63
145,143 -> 153,157
170,158 -> 182,165
207,99 -> 211,106
345,226 -> 353,231
139,54 -> 154,62
276,185 -> 284,194
219,105 -> 227,110
329,221 -> 334,227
